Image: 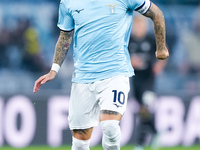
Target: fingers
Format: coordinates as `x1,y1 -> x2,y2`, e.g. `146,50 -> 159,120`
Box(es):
33,71 -> 57,93
156,49 -> 169,60
33,75 -> 47,93
157,55 -> 168,60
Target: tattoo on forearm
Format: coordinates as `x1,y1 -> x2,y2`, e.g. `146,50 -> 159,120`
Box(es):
144,3 -> 166,51
54,30 -> 73,66
100,110 -> 120,115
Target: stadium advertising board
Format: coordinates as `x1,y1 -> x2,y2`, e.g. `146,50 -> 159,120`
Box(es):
0,94 -> 200,148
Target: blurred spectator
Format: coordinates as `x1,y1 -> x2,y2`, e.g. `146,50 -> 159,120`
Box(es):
0,18 -> 50,73
128,15 -> 167,150
177,5 -> 200,94
0,27 -> 10,68
21,19 -> 50,72
181,6 -> 200,75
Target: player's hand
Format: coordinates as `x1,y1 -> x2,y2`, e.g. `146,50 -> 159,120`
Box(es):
156,47 -> 169,60
131,55 -> 145,69
33,70 -> 57,93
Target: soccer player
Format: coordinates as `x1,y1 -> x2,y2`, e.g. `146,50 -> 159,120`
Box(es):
33,0 -> 169,149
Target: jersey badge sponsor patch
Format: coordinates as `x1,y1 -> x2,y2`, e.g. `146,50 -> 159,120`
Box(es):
106,3 -> 118,14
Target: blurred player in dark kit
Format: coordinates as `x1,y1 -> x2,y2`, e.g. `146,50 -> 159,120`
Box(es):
129,15 -> 167,150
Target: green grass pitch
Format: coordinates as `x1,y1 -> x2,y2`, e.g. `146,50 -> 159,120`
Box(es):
1,145 -> 199,150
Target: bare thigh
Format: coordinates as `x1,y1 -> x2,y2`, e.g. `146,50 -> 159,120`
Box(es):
100,110 -> 122,122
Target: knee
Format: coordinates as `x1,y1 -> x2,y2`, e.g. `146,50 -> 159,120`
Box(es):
101,120 -> 121,149
101,120 -> 120,138
72,137 -> 90,150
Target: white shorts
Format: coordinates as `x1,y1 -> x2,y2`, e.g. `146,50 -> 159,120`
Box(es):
68,75 -> 130,130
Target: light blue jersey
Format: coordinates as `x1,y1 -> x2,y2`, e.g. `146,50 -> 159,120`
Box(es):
58,0 -> 151,83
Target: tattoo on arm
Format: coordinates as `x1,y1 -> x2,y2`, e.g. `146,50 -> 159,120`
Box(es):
143,3 -> 166,52
100,110 -> 120,115
53,30 -> 73,66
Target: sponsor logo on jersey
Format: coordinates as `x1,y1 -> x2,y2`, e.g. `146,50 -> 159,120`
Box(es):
114,103 -> 122,108
74,9 -> 84,13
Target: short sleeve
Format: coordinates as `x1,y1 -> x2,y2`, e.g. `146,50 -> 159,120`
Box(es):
126,0 -> 151,14
57,0 -> 74,31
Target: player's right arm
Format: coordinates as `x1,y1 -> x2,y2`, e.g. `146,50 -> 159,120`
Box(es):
33,30 -> 73,93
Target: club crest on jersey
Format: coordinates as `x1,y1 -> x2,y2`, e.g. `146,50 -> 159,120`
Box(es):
106,3 -> 118,14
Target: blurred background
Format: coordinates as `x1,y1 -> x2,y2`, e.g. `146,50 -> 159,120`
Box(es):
0,0 -> 200,149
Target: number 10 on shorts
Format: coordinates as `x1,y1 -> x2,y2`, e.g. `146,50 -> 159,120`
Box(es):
112,90 -> 125,105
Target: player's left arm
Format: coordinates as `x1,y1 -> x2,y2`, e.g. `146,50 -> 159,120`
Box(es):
143,2 -> 169,60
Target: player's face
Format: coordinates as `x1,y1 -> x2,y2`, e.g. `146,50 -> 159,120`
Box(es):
132,17 -> 147,38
